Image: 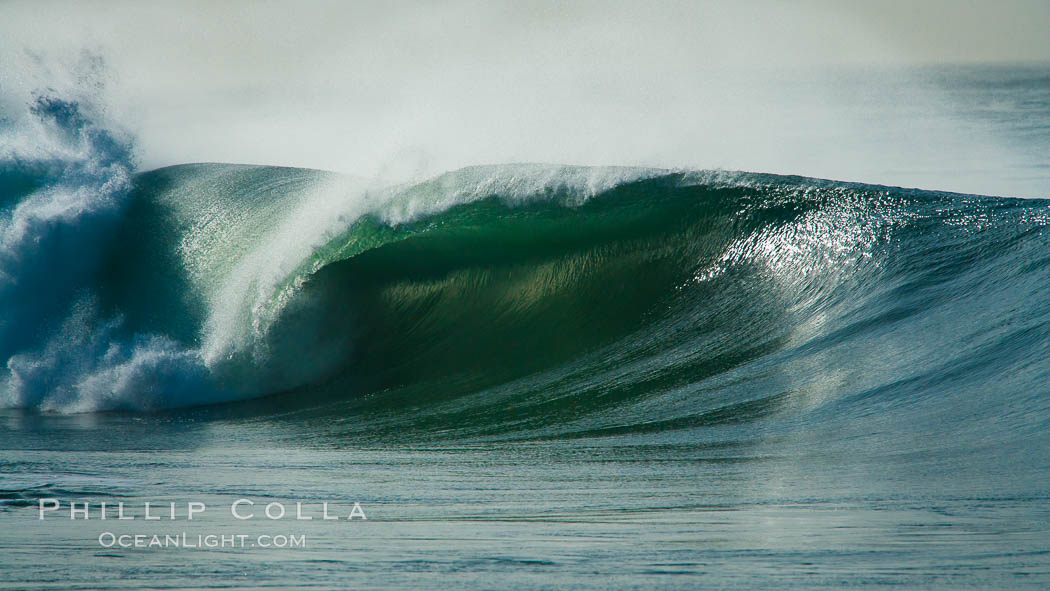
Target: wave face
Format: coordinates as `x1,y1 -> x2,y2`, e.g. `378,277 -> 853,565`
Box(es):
3,99 -> 1050,453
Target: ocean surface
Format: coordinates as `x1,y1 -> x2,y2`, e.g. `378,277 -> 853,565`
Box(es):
2,65 -> 1050,589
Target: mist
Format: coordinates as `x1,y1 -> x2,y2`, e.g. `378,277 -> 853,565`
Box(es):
2,0 -> 1048,196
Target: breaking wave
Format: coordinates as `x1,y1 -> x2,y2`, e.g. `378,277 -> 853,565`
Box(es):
3,93 -> 1050,451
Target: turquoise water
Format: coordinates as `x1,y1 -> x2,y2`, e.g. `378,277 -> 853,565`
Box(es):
2,66 -> 1050,589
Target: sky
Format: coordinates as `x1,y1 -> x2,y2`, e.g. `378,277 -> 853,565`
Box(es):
1,0 -> 1048,195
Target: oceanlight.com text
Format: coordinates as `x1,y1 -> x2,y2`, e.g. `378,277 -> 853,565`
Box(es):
97,532 -> 307,549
